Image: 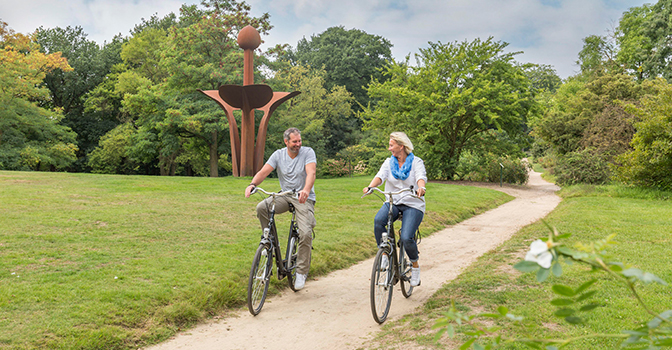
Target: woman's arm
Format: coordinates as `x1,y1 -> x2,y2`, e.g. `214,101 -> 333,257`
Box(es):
362,177 -> 383,194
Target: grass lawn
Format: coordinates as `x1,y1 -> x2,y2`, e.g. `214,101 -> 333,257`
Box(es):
0,171 -> 512,350
374,185 -> 672,349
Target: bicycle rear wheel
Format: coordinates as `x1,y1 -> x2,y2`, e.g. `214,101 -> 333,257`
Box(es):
399,243 -> 414,298
371,248 -> 394,324
247,243 -> 272,315
286,233 -> 299,291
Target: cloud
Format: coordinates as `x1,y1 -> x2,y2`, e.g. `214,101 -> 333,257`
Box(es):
0,0 -> 194,44
2,0 -> 649,78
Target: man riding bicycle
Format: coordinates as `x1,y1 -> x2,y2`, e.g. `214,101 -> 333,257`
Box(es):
245,127 -> 317,290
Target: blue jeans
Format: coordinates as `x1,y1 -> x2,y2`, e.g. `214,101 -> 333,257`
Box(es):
374,203 -> 423,262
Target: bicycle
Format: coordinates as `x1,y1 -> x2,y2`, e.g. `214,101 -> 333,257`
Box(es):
246,187 -> 301,316
362,186 -> 423,324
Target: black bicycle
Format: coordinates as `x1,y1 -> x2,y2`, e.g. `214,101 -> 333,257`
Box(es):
247,187 -> 301,316
362,187 -> 422,324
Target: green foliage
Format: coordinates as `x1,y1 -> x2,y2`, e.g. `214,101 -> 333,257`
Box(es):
614,78 -> 672,190
88,123 -> 137,174
0,22 -> 79,171
268,64 -> 357,159
335,144 -> 374,177
454,152 -> 529,185
615,0 -> 672,81
287,26 -> 393,110
553,149 -> 611,186
319,158 -> 350,177
35,25 -> 123,171
363,37 -> 538,180
522,63 -> 562,94
576,34 -> 620,77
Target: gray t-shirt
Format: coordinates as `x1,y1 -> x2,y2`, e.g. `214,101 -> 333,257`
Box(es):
266,147 -> 317,202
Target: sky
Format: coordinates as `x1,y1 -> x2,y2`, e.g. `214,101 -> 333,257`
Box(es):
0,0 -> 653,79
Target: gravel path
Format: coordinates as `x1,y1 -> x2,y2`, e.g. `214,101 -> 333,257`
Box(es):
146,170 -> 560,350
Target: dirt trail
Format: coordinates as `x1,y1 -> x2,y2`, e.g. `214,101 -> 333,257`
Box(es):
146,170 -> 560,350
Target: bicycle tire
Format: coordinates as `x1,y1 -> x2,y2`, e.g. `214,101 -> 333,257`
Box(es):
370,248 -> 394,324
399,243 -> 414,298
286,233 -> 299,291
247,243 -> 272,315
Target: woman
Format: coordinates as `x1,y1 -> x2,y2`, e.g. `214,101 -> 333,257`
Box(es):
362,132 -> 427,286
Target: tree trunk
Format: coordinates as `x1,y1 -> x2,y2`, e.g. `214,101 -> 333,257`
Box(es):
210,131 -> 218,178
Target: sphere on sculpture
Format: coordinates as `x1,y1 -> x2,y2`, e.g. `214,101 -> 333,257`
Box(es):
238,25 -> 261,50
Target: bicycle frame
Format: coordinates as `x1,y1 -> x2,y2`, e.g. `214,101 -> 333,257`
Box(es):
363,186 -> 422,323
254,187 -> 297,279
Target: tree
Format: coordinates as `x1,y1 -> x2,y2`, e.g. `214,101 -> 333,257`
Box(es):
616,0 -> 672,81
615,4 -> 654,80
0,21 -> 78,171
288,26 -> 393,109
35,26 -> 123,171
536,73 -> 651,159
576,34 -> 620,76
523,63 -> 562,94
615,78 -> 672,190
267,65 -> 356,160
362,37 -> 537,180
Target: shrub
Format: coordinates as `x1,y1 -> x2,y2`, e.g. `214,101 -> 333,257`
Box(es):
455,151 -> 529,184
554,149 -> 610,186
613,78 -> 672,191
486,156 -> 530,185
319,158 -> 350,177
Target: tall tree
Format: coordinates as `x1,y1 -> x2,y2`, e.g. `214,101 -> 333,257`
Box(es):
615,78 -> 672,190
0,21 -> 78,170
267,65 -> 356,160
576,35 -> 620,76
362,37 -> 537,179
536,73 -> 652,160
288,26 -> 393,109
35,26 -> 123,171
616,0 -> 672,81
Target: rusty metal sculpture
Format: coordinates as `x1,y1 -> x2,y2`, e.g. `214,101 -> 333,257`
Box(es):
199,25 -> 300,177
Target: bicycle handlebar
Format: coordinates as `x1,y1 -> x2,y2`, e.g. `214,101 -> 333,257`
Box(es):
361,186 -> 423,200
251,187 -> 296,197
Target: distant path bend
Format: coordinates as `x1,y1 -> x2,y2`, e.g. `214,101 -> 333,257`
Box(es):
146,170 -> 561,350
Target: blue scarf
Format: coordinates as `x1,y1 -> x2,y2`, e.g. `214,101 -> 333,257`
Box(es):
390,153 -> 414,180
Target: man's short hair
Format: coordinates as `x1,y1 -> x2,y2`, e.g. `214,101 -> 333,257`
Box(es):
284,127 -> 301,141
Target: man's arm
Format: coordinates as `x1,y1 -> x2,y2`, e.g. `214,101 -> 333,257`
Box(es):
244,163 -> 274,198
298,162 -> 316,204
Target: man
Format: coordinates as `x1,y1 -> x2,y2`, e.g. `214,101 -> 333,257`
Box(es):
244,127 -> 317,290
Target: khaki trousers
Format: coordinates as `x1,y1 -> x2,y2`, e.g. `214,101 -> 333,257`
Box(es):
256,197 -> 316,275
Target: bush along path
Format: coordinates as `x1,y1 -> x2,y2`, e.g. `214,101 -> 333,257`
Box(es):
145,170 -> 561,350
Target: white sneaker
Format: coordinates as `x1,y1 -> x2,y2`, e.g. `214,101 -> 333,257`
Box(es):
380,254 -> 389,270
294,273 -> 307,290
410,267 -> 421,286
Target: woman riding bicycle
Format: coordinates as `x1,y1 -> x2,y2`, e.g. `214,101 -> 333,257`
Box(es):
362,132 -> 426,287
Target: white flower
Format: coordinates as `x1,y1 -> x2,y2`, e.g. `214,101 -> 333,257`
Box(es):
525,239 -> 553,268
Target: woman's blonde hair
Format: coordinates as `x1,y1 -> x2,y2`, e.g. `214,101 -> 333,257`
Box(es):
390,132 -> 414,154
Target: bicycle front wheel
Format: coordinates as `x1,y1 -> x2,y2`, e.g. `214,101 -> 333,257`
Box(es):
370,248 -> 394,324
247,243 -> 272,315
399,243 -> 414,298
286,233 -> 299,291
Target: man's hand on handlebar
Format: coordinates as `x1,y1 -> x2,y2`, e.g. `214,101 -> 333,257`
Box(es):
245,184 -> 256,198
